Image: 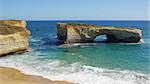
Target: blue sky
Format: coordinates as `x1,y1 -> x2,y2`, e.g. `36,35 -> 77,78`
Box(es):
0,0 -> 149,20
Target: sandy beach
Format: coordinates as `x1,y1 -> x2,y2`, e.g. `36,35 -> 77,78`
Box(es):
0,67 -> 71,84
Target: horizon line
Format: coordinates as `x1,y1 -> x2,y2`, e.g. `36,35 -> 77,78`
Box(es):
25,19 -> 150,21
0,19 -> 150,21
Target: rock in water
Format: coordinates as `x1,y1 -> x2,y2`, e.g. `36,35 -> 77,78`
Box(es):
0,20 -> 30,56
57,23 -> 142,43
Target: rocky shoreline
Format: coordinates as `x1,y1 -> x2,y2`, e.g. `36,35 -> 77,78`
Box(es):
0,21 -> 143,56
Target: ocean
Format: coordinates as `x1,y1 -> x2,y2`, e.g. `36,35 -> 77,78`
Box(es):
0,21 -> 149,84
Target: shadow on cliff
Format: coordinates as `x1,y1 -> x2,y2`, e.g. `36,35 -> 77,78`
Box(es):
74,28 -> 108,43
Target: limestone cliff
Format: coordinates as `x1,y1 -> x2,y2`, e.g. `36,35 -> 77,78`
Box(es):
0,20 -> 26,28
57,23 -> 142,43
0,20 -> 30,56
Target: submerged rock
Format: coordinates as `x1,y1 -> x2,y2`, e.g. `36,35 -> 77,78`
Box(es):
57,23 -> 142,43
0,20 -> 30,56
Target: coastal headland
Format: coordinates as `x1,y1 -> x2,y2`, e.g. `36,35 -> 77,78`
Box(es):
0,20 -> 71,84
0,20 -> 30,56
57,22 -> 142,43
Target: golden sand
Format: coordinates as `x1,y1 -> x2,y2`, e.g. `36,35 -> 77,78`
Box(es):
0,67 -> 71,84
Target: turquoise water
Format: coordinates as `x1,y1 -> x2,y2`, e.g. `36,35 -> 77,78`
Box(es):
28,21 -> 149,73
0,21 -> 149,84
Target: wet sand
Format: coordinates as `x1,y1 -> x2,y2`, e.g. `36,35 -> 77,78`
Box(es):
0,67 -> 71,84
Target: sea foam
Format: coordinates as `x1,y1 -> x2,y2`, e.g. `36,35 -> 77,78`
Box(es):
0,53 -> 149,84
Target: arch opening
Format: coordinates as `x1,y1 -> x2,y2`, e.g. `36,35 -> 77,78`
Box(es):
93,34 -> 107,43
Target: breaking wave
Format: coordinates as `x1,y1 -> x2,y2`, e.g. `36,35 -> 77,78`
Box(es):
0,53 -> 149,84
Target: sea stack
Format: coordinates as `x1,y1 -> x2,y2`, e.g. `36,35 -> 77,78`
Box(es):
57,23 -> 142,43
0,20 -> 30,56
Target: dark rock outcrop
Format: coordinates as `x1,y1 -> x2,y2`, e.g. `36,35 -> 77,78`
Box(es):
0,20 -> 30,56
57,23 -> 142,43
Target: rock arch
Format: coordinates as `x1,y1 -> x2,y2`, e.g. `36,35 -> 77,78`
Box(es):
57,23 -> 142,43
94,34 -> 107,42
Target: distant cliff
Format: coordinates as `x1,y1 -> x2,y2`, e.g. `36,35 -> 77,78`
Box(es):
0,20 -> 30,56
57,23 -> 142,43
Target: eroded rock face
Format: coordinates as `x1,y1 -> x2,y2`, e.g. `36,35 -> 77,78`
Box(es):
0,20 -> 26,28
57,23 -> 142,43
0,20 -> 30,56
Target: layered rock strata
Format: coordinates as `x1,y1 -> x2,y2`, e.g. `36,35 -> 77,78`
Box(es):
57,23 -> 142,43
0,20 -> 30,56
